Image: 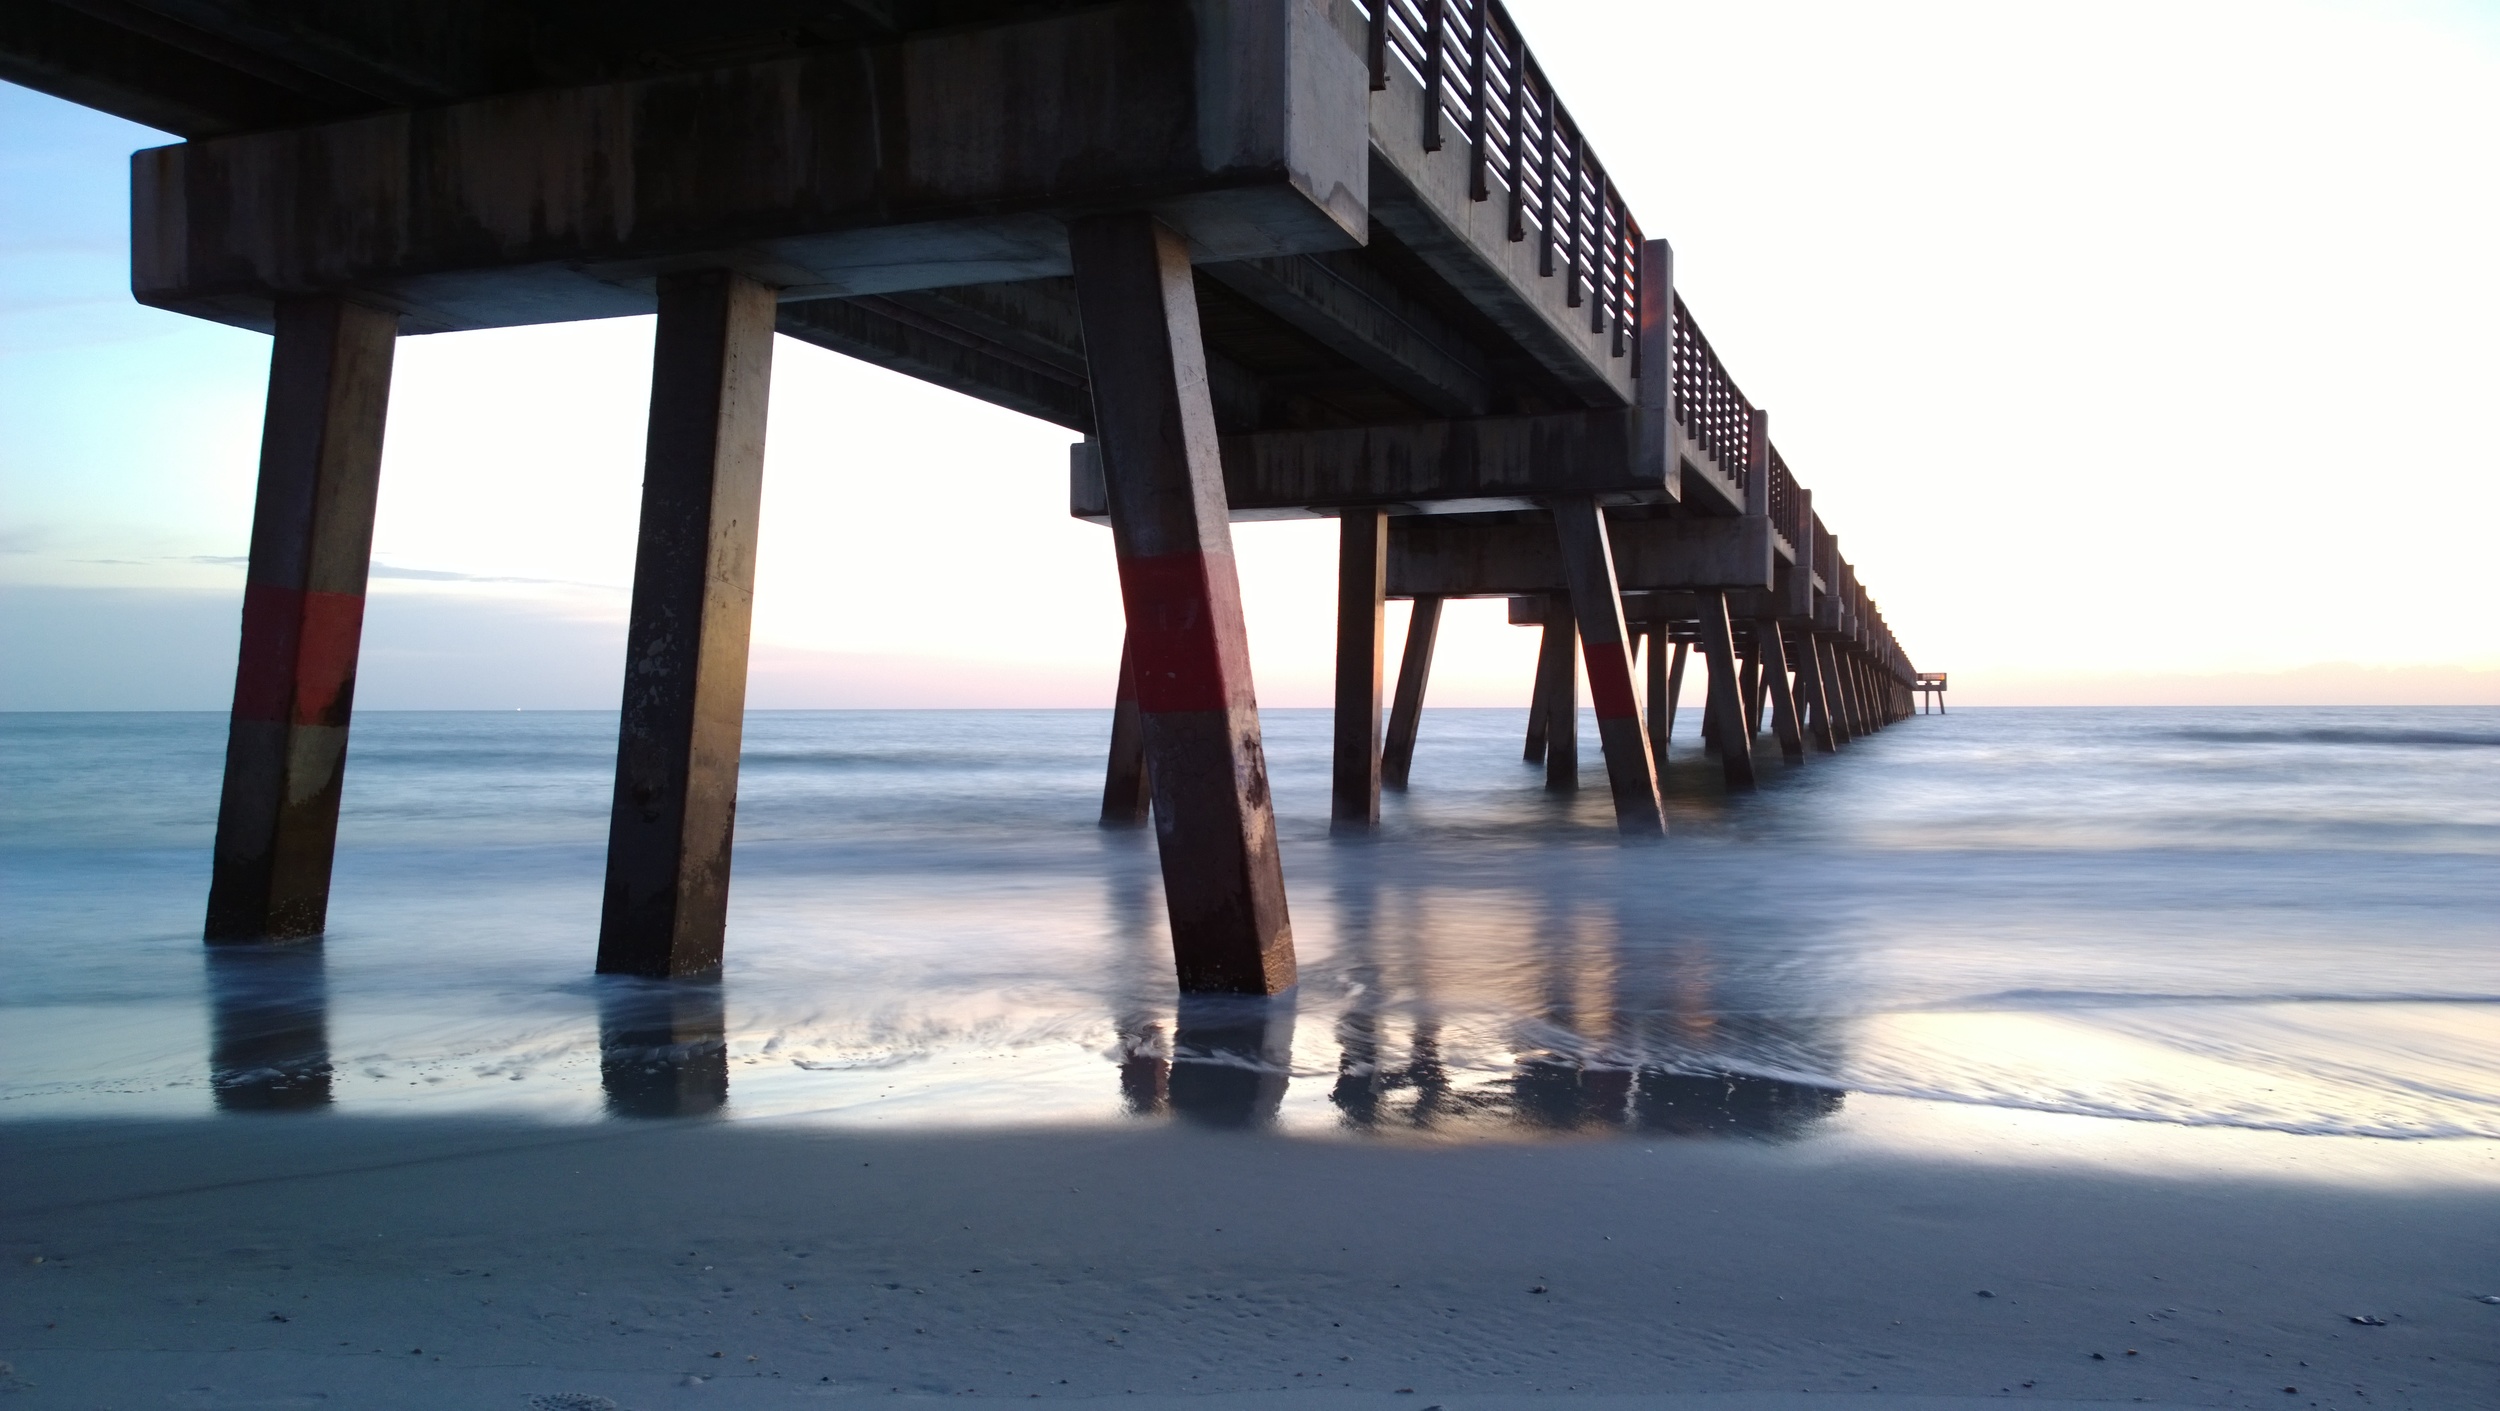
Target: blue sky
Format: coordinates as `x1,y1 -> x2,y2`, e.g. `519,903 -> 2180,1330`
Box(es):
4,0 -> 2497,709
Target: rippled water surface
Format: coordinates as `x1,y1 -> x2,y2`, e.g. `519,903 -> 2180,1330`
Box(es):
4,707 -> 2496,1145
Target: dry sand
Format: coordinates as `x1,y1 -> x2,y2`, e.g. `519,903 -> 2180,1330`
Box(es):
4,1112 -> 2495,1411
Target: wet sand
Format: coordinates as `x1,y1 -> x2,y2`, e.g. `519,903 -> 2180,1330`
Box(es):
5,1113 -> 2494,1410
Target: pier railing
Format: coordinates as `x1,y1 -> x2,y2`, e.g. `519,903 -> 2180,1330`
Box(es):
1671,293 -> 1756,491
1363,0 -> 1641,355
1358,0 -> 1880,598
1766,442 -> 1803,550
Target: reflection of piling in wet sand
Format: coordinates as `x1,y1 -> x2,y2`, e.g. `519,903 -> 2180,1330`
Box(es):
207,944 -> 333,1111
1168,996 -> 1297,1129
1307,867 -> 1849,1139
1104,840 -> 1173,1117
596,979 -> 727,1119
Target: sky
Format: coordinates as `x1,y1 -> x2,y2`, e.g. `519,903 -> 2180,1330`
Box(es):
3,0 -> 2496,711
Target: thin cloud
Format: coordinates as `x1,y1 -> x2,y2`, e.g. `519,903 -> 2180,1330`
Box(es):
368,563 -> 618,589
178,554 -> 613,589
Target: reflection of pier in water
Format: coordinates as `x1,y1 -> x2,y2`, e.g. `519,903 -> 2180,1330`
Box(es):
206,944 -> 333,1111
207,946 -> 734,1118
1105,851 -> 1849,1138
198,852 -> 1848,1133
596,980 -> 729,1119
1316,856 -> 1849,1139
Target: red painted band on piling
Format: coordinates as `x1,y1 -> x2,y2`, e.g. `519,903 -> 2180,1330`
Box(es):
1116,550 -> 1232,715
1583,645 -> 1641,722
231,582 -> 366,726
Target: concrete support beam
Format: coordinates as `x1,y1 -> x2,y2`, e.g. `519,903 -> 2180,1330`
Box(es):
133,2 -> 1372,334
597,270 -> 777,978
1199,251 -> 1492,418
1756,620 -> 1806,764
779,293 -> 1092,434
1696,590 -> 1756,791
1552,498 -> 1662,834
204,295 -> 397,943
1071,408 -> 1668,523
1331,509 -> 1387,832
1070,212 -> 1294,997
1101,637 -> 1152,826
1381,595 -> 1441,790
1389,514 -> 1774,598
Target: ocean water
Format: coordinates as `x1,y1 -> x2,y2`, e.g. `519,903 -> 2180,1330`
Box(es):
3,706 -> 2496,1147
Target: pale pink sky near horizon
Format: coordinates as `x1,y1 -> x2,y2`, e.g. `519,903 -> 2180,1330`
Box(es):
4,0 -> 2496,711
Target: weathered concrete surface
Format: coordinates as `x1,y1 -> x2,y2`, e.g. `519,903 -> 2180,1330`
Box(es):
597,270 -> 776,979
1071,212 -> 1293,996
132,0 -> 1370,333
204,296 -> 397,943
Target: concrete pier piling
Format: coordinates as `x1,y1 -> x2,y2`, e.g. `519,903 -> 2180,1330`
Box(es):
1697,591 -> 1757,790
205,296 -> 397,944
596,270 -> 777,979
1794,625 -> 1839,753
1381,596 -> 1442,790
1552,498 -> 1663,834
1749,639 -> 1773,740
1070,213 -> 1294,996
1101,639 -> 1153,826
1757,621 -> 1807,763
1534,594 -> 1581,791
1651,633 -> 1687,764
1332,509 -> 1389,833
1817,637 -> 1856,744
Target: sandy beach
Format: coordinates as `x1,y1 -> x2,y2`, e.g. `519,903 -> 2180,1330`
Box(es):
6,1107 -> 2495,1411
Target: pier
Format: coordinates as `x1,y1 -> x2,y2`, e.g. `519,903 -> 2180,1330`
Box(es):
6,0 -> 1924,995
